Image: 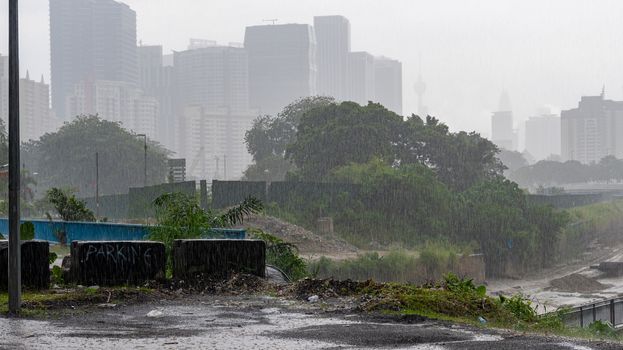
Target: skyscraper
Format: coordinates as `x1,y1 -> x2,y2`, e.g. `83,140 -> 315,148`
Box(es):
138,45 -> 175,148
65,80 -> 157,139
19,72 -> 59,142
561,93 -> 623,164
524,110 -> 561,161
173,45 -> 249,113
374,56 -> 402,114
50,0 -> 138,120
491,91 -> 515,150
314,15 -> 350,101
347,51 -> 375,105
244,24 -> 317,115
0,55 -> 7,124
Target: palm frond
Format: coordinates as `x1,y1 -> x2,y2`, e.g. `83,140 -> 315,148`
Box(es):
220,196 -> 263,227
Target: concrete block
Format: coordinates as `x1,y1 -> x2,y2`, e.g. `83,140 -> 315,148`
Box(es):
0,240 -> 50,290
70,241 -> 165,286
173,239 -> 266,279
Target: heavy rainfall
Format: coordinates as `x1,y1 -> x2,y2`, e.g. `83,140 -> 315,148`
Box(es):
0,0 -> 623,349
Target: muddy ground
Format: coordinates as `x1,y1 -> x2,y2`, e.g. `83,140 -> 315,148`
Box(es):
1,293 -> 622,349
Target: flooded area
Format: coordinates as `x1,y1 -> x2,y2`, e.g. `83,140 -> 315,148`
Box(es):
0,295 -> 622,350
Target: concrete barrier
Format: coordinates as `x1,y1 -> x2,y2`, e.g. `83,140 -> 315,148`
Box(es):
173,239 -> 266,279
597,261 -> 623,277
0,240 -> 50,290
70,241 -> 166,286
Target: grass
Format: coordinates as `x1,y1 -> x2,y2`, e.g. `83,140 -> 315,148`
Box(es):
0,286 -> 158,317
309,242 -> 474,284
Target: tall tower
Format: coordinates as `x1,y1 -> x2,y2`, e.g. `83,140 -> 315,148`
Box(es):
491,90 -> 515,150
244,23 -> 317,115
50,0 -> 138,120
413,74 -> 427,116
314,15 -> 350,101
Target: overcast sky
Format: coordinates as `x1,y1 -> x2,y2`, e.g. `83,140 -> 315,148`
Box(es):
1,0 -> 623,141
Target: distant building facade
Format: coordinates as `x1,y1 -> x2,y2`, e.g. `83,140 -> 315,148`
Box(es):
374,57 -> 403,114
524,113 -> 561,161
314,15 -> 350,101
491,91 -> 516,150
167,158 -> 186,183
0,55 -> 7,126
244,24 -> 317,115
50,0 -> 138,120
561,94 -> 623,164
347,51 -> 375,106
177,106 -> 255,181
0,55 -> 58,141
138,45 -> 175,149
173,45 -> 249,113
19,72 -> 59,142
66,80 -> 157,138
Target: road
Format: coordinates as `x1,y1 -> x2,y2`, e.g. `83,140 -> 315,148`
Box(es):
0,295 -> 621,349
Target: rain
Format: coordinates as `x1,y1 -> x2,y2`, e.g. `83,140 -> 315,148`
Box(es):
0,0 -> 623,349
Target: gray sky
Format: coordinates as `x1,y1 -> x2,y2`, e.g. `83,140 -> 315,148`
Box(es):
1,0 -> 623,140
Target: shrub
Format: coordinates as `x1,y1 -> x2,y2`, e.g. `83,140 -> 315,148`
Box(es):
249,228 -> 307,281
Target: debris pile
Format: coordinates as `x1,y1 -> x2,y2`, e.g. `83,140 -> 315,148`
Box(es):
549,273 -> 607,293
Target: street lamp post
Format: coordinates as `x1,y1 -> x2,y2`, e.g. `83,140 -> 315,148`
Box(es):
8,0 -> 21,314
136,134 -> 147,187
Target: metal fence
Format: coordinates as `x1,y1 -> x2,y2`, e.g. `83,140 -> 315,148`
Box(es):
562,298 -> 623,328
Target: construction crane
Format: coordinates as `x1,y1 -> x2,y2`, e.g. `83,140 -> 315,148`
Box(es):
188,146 -> 205,179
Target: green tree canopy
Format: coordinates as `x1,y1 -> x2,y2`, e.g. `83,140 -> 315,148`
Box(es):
23,115 -> 170,197
288,102 -> 403,179
243,96 -> 334,181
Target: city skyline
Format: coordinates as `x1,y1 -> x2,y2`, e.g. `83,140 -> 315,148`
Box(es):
3,0 -> 623,137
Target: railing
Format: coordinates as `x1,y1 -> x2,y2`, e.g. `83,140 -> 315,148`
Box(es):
562,297 -> 623,328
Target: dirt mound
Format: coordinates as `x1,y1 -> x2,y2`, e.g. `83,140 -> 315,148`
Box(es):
549,273 -> 607,293
239,214 -> 357,255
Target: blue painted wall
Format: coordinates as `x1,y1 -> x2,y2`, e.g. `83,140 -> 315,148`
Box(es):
0,219 -> 245,243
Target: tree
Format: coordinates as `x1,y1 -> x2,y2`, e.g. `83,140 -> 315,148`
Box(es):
497,149 -> 528,174
23,115 -> 170,198
288,102 -> 403,179
46,188 -> 96,222
244,96 -> 334,181
398,115 -> 504,191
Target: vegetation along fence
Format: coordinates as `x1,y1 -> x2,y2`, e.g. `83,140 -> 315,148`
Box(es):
563,298 -> 623,328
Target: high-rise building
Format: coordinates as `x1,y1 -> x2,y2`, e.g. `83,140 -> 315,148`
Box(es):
173,45 -> 249,113
178,106 -> 255,181
314,15 -> 350,101
524,110 -> 561,161
19,72 -> 59,142
138,45 -> 175,148
374,56 -> 402,114
347,51 -> 375,105
66,80 -> 157,138
561,93 -> 623,164
0,55 -> 7,124
244,24 -> 317,115
491,91 -> 515,150
50,0 -> 138,120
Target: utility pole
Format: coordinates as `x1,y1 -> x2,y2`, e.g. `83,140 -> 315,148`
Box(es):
223,154 -> 227,180
8,0 -> 21,314
95,152 -> 99,220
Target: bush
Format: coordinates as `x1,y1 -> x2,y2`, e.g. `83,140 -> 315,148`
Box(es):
249,229 -> 307,281
148,192 -> 263,271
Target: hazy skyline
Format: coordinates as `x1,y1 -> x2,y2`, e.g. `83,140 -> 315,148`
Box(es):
1,0 -> 623,140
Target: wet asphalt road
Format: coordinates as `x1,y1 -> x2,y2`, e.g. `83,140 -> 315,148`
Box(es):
0,295 -> 621,350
